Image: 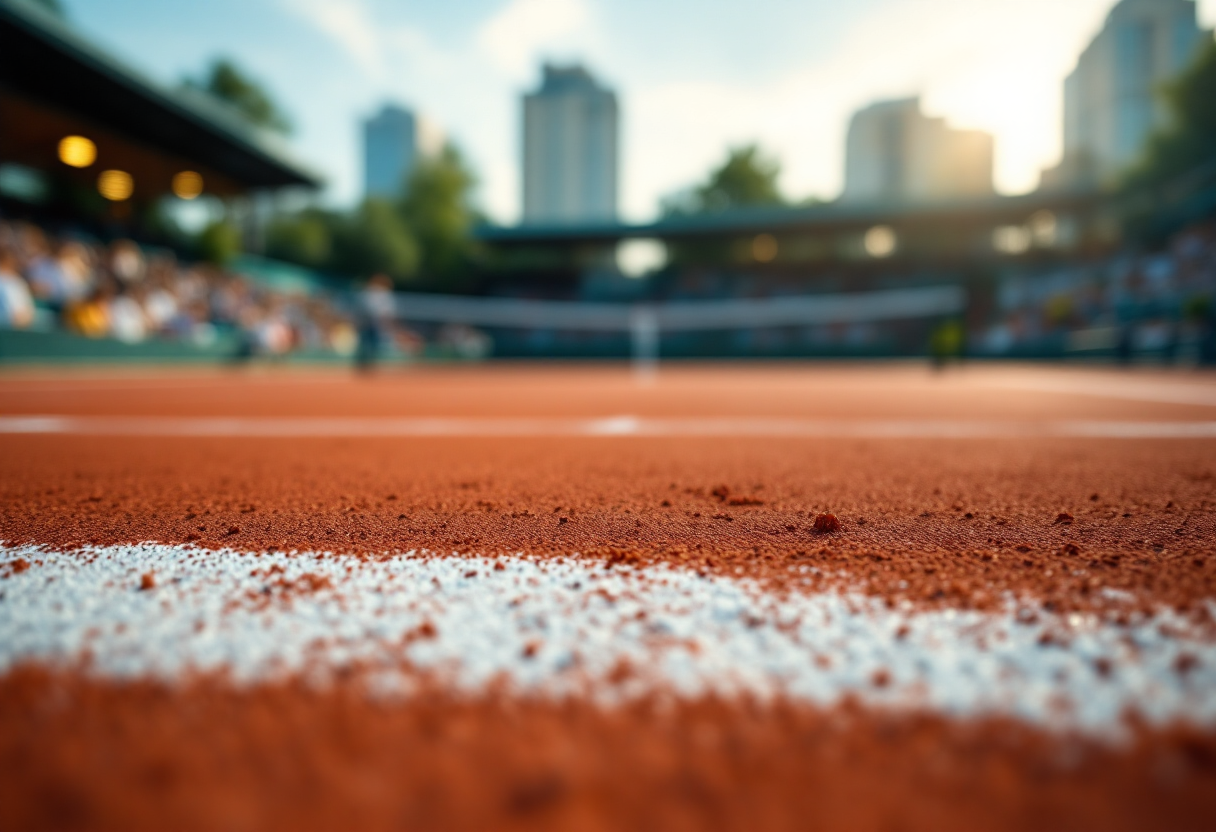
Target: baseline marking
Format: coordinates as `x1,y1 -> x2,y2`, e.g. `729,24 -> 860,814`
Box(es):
2,415 -> 1216,438
984,377 -> 1216,408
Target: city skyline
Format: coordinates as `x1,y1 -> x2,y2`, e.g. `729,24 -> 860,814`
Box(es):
54,0 -> 1216,223
842,97 -> 994,204
522,63 -> 618,224
1053,0 -> 1208,187
362,103 -> 443,199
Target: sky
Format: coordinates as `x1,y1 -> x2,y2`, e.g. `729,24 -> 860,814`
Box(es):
60,0 -> 1216,224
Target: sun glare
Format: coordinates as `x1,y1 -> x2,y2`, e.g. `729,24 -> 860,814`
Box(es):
924,47 -> 1067,195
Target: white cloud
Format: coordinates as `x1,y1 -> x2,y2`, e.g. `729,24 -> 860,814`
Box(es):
475,0 -> 596,79
272,0 -> 1213,223
279,0 -> 388,81
277,0 -> 601,220
621,0 -> 1120,219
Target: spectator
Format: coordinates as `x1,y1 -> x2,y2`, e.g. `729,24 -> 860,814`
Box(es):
355,273 -> 395,371
974,218 -> 1216,361
437,323 -> 491,360
0,218 -> 370,360
65,281 -> 113,339
0,249 -> 34,329
26,240 -> 74,307
109,239 -> 145,285
108,285 -> 149,343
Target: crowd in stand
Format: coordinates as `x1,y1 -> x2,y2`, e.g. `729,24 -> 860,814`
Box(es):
978,220 -> 1216,360
0,220 -> 359,357
2,215 -> 1213,363
642,220 -> 1216,361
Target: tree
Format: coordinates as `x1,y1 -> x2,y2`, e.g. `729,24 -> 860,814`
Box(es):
398,145 -> 479,286
659,144 -> 787,267
185,58 -> 292,135
29,0 -> 64,16
197,220 -> 241,267
1124,39 -> 1216,189
262,144 -> 480,288
329,199 -> 418,282
266,210 -> 331,268
663,144 -> 785,216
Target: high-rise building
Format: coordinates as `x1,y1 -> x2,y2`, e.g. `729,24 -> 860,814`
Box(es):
522,63 -> 618,224
842,97 -> 994,204
362,104 -> 443,200
1046,0 -> 1207,189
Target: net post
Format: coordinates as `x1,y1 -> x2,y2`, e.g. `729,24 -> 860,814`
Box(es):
630,305 -> 658,384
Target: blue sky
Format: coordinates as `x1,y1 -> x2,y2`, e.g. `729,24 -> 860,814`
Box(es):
61,0 -> 1216,223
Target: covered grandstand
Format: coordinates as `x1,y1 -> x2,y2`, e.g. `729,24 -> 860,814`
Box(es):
0,0 -> 350,364
0,0 -> 319,217
470,178 -> 1215,363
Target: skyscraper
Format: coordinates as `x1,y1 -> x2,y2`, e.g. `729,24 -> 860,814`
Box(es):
842,97 -> 994,204
362,104 -> 443,200
1047,0 -> 1207,188
522,63 -> 618,224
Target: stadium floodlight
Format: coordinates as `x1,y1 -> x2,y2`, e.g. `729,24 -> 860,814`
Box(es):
58,135 -> 96,168
993,225 -> 1031,255
1029,211 -> 1058,248
97,170 -> 133,201
752,233 -> 778,263
864,226 -> 897,258
172,171 -> 204,200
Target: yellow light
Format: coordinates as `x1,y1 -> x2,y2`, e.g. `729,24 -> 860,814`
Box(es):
58,135 -> 97,168
864,226 -> 897,258
97,169 -> 133,201
752,233 -> 778,263
1029,211 -> 1057,247
172,170 -> 204,200
993,225 -> 1031,255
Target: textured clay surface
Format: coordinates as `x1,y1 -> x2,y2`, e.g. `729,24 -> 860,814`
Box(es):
1,364 -> 1215,831
3,667 -> 1216,832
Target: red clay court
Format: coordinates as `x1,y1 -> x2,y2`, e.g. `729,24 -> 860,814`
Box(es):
1,362 -> 1215,831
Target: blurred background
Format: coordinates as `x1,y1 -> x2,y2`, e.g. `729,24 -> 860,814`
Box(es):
0,0 -> 1214,365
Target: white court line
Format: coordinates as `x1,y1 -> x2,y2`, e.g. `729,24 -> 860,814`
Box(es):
1,415 -> 1216,438
3,543 -> 1215,732
0,375 -> 354,395
985,376 -> 1216,407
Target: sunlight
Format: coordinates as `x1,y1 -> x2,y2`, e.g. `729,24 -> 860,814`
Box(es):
927,63 -> 1063,195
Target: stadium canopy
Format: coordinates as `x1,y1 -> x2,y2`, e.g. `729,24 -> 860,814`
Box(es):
474,190 -> 1105,247
0,0 -> 321,203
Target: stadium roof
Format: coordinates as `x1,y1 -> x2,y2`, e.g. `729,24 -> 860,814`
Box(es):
0,0 -> 321,191
474,190 -> 1105,246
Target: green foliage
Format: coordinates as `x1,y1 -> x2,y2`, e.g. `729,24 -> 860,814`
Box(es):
660,144 -> 786,266
266,211 -> 331,268
663,144 -> 785,216
29,0 -> 64,16
197,220 -> 241,267
263,143 -> 480,288
1183,294 -> 1212,322
329,199 -> 418,282
1125,38 -> 1216,189
185,58 -> 292,135
399,145 -> 478,286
